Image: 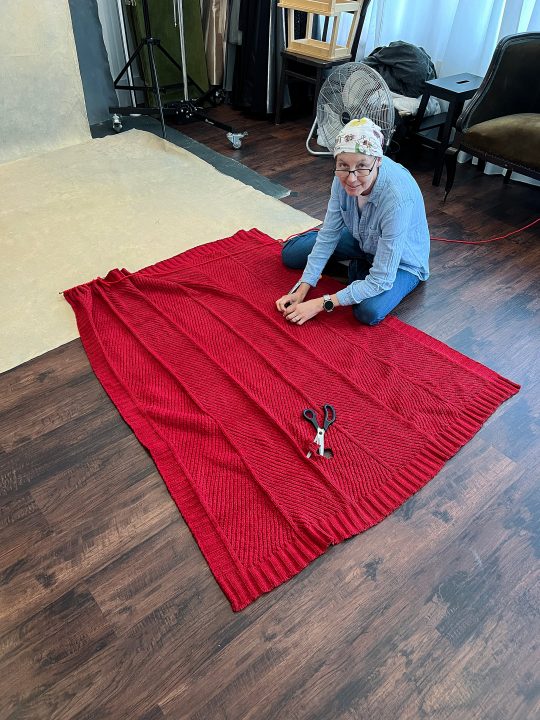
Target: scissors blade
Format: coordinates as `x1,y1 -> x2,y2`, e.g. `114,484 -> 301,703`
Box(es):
316,428 -> 325,456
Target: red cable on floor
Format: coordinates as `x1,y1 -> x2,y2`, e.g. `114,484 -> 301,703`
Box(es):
281,218 -> 540,246
279,226 -> 321,244
430,217 -> 540,244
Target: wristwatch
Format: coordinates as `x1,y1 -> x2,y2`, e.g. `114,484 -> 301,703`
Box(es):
322,294 -> 335,312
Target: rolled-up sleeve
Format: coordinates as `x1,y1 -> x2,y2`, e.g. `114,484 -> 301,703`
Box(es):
336,200 -> 413,306
300,178 -> 344,287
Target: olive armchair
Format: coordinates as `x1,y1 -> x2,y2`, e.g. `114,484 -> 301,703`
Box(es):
444,32 -> 540,199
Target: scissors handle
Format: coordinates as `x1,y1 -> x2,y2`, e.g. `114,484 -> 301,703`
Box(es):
303,408 -> 320,432
323,404 -> 336,430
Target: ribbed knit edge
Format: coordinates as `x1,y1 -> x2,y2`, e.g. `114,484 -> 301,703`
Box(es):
64,231 -> 521,612
135,228 -> 277,279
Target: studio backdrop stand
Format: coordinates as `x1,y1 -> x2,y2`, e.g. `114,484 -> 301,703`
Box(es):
109,0 -> 247,148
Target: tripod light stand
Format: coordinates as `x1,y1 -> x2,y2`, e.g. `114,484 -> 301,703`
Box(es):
109,0 -> 247,148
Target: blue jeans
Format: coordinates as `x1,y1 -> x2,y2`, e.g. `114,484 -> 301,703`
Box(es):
281,229 -> 421,325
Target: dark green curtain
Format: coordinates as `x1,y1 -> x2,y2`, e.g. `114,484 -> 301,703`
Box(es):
127,0 -> 209,103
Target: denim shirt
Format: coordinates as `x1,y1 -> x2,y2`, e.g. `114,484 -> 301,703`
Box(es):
300,157 -> 430,306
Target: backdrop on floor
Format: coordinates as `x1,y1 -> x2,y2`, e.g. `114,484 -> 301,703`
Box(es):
90,115 -> 291,199
0,132 -> 317,373
65,229 -> 519,611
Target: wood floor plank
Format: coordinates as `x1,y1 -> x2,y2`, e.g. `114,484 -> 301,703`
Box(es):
0,343 -> 91,416
1,471 -> 178,632
0,585 -> 115,719
86,520 -> 212,635
0,492 -> 52,596
1,106 -> 538,719
156,445 -> 534,720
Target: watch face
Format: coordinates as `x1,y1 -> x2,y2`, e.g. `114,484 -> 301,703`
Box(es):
323,299 -> 334,312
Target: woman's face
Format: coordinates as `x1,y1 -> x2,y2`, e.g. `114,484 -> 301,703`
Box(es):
334,152 -> 381,197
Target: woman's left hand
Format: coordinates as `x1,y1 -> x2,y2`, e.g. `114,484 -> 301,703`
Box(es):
283,298 -> 322,325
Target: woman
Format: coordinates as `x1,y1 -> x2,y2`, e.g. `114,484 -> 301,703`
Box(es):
276,117 -> 430,326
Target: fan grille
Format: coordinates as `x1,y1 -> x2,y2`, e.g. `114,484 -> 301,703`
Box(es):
317,63 -> 395,151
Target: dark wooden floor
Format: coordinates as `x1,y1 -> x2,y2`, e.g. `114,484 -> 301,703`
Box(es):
1,106 -> 539,720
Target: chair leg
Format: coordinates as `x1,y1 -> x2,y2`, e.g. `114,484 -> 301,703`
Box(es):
443,146 -> 459,202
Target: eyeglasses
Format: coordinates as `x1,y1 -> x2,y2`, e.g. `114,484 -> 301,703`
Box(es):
334,158 -> 378,179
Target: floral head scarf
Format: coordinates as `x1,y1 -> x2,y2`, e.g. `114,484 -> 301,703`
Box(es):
333,117 -> 384,158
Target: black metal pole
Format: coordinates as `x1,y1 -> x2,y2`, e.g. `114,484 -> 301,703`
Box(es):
142,0 -> 152,38
146,38 -> 167,138
140,0 -> 167,138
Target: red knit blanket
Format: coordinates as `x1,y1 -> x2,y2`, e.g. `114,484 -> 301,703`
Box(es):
64,229 -> 519,611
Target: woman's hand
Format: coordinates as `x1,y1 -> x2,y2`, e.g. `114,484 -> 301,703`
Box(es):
275,282 -> 310,313
283,298 -> 323,325
275,292 -> 301,313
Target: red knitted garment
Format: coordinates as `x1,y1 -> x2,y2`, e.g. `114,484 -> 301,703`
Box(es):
64,229 -> 519,611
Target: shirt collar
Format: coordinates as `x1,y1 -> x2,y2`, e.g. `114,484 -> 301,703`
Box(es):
363,157 -> 387,207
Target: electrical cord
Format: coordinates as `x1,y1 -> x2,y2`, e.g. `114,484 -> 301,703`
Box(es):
430,217 -> 540,244
281,218 -> 540,245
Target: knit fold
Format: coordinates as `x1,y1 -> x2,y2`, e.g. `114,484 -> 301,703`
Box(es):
64,229 -> 519,611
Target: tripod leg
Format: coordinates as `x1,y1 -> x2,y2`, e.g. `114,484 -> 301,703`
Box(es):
155,44 -> 205,98
154,44 -> 184,75
193,111 -> 236,134
113,40 -> 146,86
147,42 -> 167,139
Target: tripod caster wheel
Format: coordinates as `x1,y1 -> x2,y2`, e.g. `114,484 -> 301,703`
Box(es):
111,114 -> 123,133
227,131 -> 248,150
211,88 -> 226,106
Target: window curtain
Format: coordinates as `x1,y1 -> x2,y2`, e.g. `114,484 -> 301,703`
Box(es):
201,0 -> 228,86
356,0 -> 540,184
357,0 -> 539,75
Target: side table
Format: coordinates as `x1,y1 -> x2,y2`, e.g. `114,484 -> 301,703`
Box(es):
412,72 -> 483,186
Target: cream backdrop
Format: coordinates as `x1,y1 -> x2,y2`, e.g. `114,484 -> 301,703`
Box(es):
0,0 -> 90,164
0,0 -> 319,373
0,131 -> 319,373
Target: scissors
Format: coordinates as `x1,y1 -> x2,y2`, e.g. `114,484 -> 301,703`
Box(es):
303,404 -> 336,456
